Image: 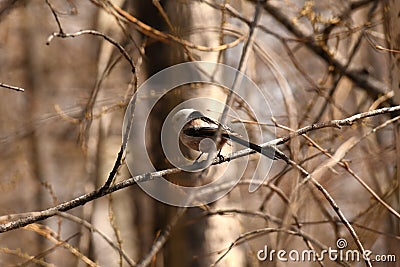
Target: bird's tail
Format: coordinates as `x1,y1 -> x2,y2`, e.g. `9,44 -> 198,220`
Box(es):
223,133 -> 286,161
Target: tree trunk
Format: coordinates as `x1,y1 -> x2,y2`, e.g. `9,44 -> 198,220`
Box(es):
133,1 -> 245,266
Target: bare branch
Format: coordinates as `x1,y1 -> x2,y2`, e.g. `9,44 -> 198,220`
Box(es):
46,30 -> 136,73
58,212 -> 136,266
98,0 -> 245,52
45,0 -> 64,34
282,155 -> 372,267
135,207 -> 187,267
259,0 -> 392,104
275,105 -> 400,145
216,0 -> 264,159
0,82 -> 25,92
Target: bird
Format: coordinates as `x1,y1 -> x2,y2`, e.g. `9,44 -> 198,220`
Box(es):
171,108 -> 286,161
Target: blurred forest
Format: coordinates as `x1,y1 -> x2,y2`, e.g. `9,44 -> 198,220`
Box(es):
0,0 -> 399,266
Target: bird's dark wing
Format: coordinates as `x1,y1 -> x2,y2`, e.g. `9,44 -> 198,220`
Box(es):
183,126 -> 218,137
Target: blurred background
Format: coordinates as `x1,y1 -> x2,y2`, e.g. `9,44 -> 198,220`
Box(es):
0,0 -> 398,266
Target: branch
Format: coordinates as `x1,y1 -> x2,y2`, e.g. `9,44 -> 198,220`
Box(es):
276,115 -> 400,220
58,212 -> 136,266
275,105 -> 400,145
260,1 -> 392,103
211,226 -> 349,267
1,105 -> 399,240
281,153 -> 372,267
0,166 -> 181,233
100,0 -> 245,52
45,0 -> 64,34
135,207 -> 187,267
46,30 -> 136,73
0,0 -> 20,17
216,0 -> 264,156
0,82 -> 25,92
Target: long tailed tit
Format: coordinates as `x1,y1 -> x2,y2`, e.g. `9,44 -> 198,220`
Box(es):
171,109 -> 285,161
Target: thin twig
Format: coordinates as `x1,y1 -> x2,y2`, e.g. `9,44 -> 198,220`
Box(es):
0,82 -> 25,92
275,115 -> 400,219
99,92 -> 137,191
135,207 -> 187,267
259,0 -> 392,105
46,28 -> 138,181
58,212 -> 136,266
274,105 -> 400,145
100,0 -> 245,52
46,30 -> 136,73
45,0 -> 64,34
218,0 -> 263,126
0,166 -> 182,233
24,224 -> 98,266
281,155 -> 372,267
211,226 -> 350,267
214,0 -> 264,163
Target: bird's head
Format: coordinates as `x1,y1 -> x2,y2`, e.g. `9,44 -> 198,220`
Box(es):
171,108 -> 204,132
